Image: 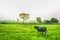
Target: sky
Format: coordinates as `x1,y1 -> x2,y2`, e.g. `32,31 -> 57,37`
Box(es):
0,0 -> 60,21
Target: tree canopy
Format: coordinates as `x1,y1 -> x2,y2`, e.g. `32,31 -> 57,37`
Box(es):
19,13 -> 30,23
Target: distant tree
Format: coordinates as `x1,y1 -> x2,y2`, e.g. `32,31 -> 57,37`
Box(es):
50,18 -> 59,23
44,20 -> 51,24
17,18 -> 19,22
19,13 -> 30,23
36,17 -> 41,23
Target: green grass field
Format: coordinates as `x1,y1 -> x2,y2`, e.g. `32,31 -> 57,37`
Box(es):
0,24 -> 60,40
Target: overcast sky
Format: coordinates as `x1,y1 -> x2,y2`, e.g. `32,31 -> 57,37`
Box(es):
0,0 -> 60,21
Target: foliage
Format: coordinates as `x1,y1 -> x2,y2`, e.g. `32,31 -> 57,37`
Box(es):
44,18 -> 59,24
19,13 -> 30,23
50,18 -> 59,23
36,17 -> 41,23
0,20 -> 18,24
44,20 -> 51,24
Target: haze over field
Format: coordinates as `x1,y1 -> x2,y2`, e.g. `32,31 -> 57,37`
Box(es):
0,0 -> 60,21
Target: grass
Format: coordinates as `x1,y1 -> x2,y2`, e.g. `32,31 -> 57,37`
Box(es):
0,24 -> 60,40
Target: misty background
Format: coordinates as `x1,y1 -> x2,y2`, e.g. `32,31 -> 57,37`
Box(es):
0,0 -> 60,21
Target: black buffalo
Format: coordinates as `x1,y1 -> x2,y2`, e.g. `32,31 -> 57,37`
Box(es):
34,26 -> 47,34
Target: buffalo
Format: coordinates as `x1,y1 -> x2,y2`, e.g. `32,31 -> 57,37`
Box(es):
34,26 -> 47,34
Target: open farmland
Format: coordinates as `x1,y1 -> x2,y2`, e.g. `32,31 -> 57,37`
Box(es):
0,24 -> 60,40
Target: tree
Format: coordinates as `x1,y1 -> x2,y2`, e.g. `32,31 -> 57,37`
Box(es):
36,17 -> 41,23
17,18 -> 19,22
44,20 -> 51,24
19,13 -> 30,23
50,18 -> 59,23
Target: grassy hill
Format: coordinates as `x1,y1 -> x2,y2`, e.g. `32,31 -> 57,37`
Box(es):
0,24 -> 60,40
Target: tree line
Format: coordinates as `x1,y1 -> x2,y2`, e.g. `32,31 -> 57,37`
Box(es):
0,13 -> 59,24
18,13 -> 59,24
